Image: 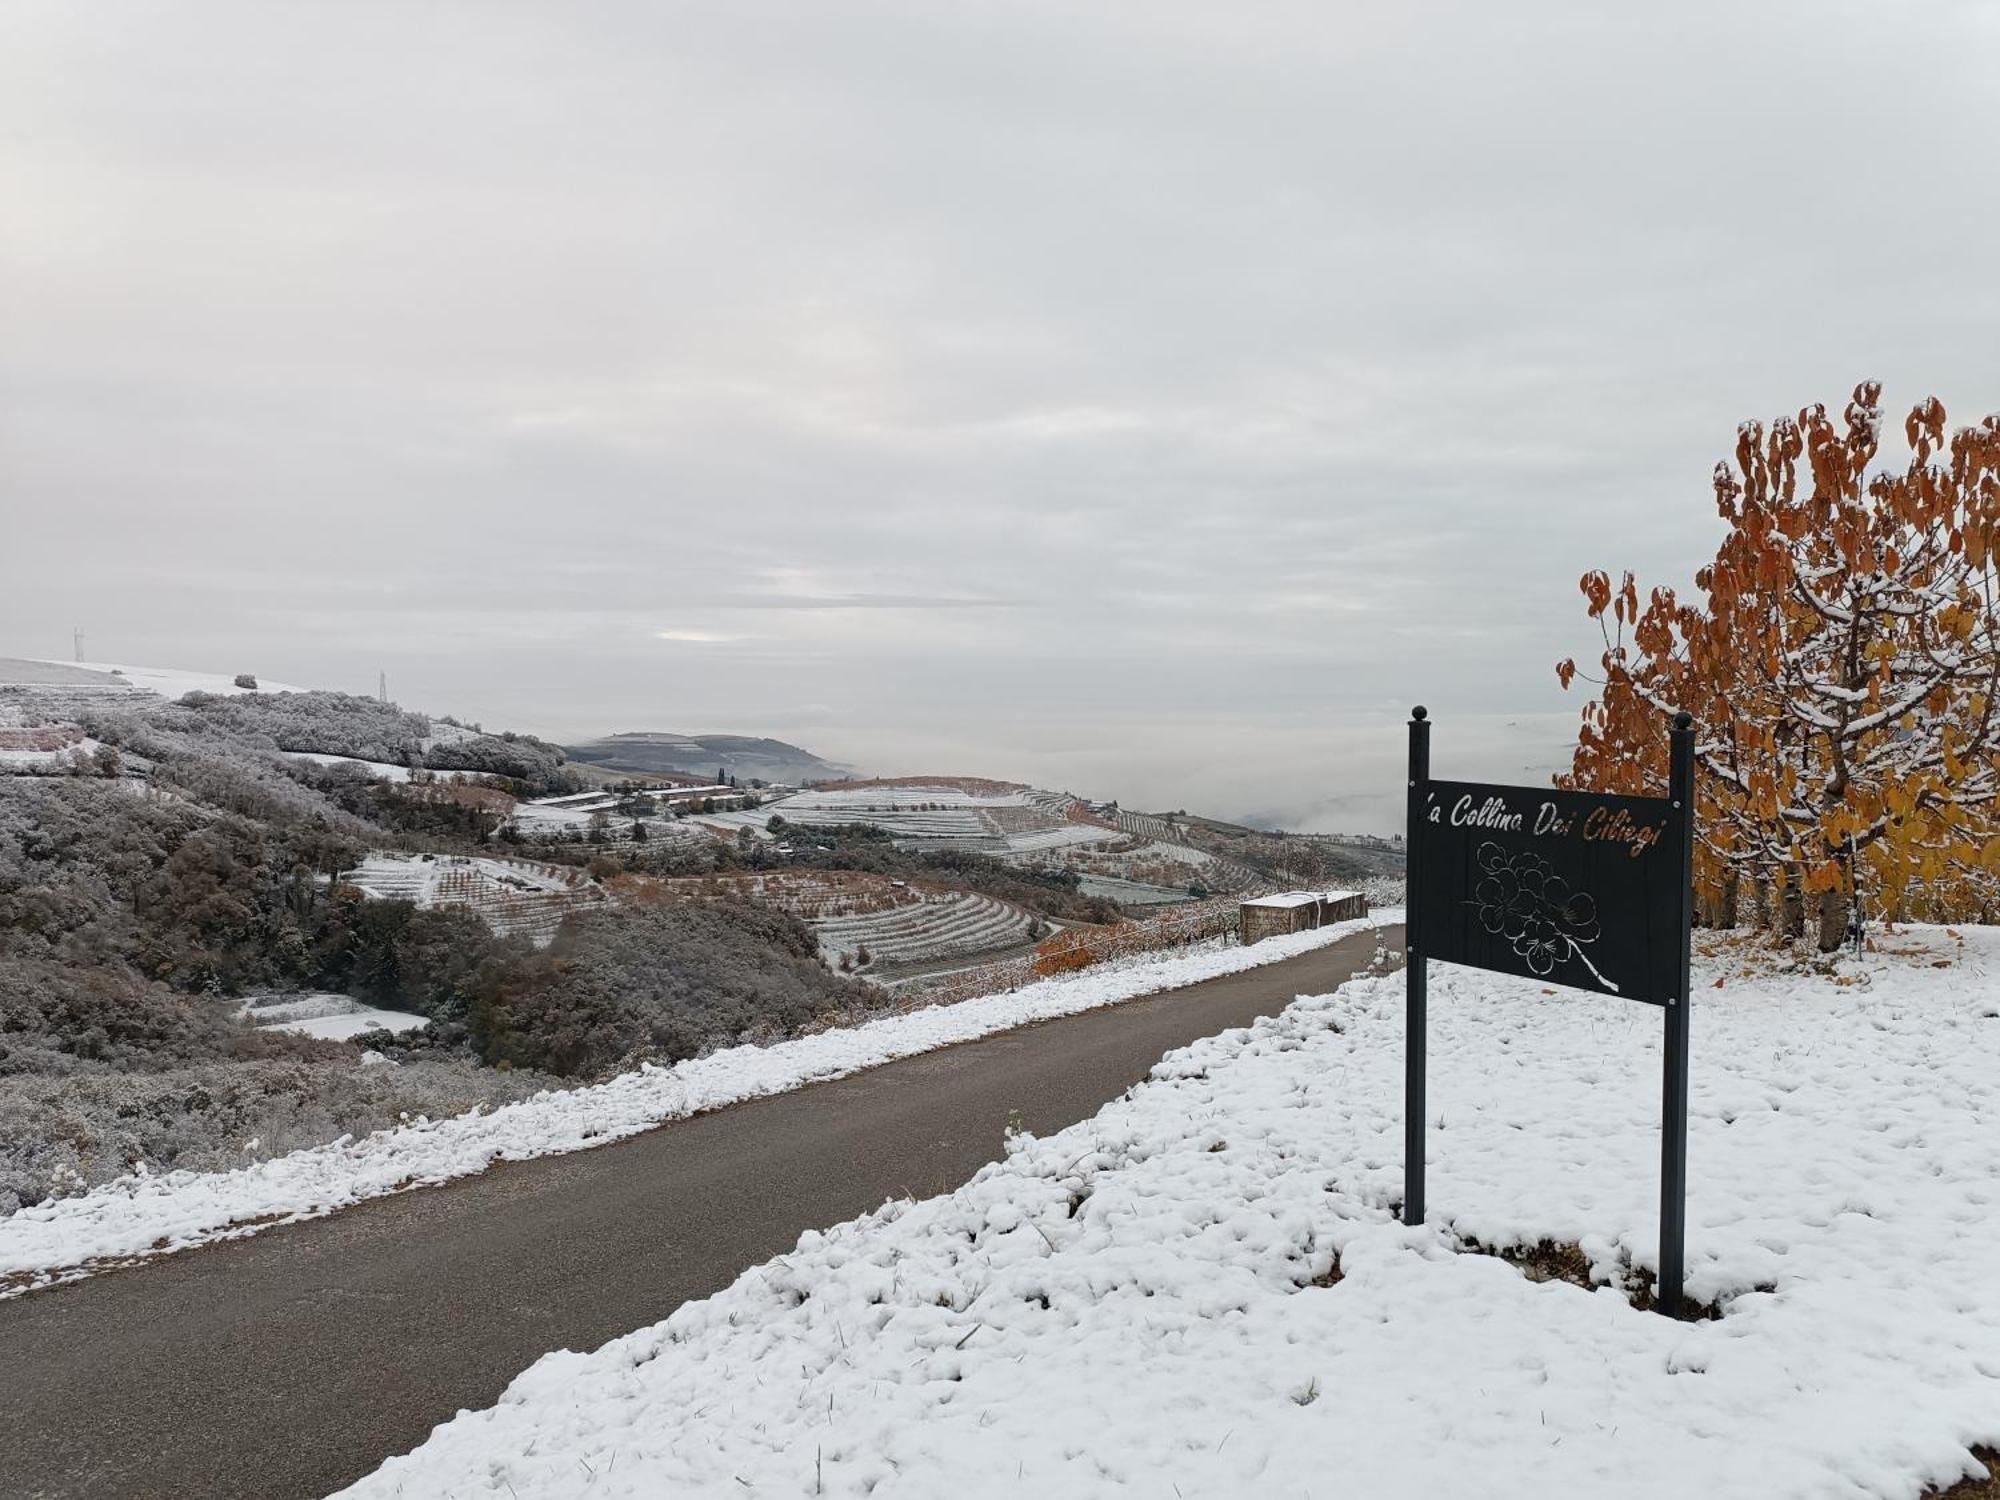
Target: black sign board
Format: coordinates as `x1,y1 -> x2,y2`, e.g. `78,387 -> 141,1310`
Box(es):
1403,708 -> 1696,1317
1414,781 -> 1684,1005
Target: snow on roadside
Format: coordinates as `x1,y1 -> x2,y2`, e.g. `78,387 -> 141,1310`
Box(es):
340,925 -> 2000,1500
0,913 -> 1396,1299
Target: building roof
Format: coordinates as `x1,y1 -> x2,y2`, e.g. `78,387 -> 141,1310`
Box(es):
1242,889 -> 1361,910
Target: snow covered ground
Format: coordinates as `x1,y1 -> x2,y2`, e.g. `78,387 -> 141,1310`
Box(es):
342,926 -> 2000,1500
509,791 -> 717,846
996,822 -> 1123,855
0,735 -> 111,772
48,659 -> 306,698
0,913 -> 1393,1299
747,785 -> 1107,855
508,792 -> 620,833
241,994 -> 429,1040
1077,871 -> 1194,905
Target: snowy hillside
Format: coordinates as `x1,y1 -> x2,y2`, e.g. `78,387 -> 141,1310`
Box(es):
61,659 -> 307,698
343,926 -> 2000,1500
0,916 -> 1390,1298
0,657 -> 306,711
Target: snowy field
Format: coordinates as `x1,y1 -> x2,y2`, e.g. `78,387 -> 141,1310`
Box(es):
241,994 -> 429,1040
0,914 -> 1393,1299
2,656 -> 310,733
343,926 -> 2000,1500
509,791 -> 715,847
46,659 -> 305,698
509,792 -> 621,833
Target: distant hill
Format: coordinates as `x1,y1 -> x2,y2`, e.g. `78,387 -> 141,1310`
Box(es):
565,731 -> 850,786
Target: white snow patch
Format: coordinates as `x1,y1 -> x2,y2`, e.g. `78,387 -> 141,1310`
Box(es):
0,736 -> 110,772
1243,887 -> 1360,910
242,994 -> 429,1040
43,660 -> 307,698
338,925 -> 2000,1500
0,913 -> 1394,1298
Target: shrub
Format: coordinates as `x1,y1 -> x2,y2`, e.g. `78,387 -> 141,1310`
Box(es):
467,904 -> 870,1076
0,1053 -> 553,1215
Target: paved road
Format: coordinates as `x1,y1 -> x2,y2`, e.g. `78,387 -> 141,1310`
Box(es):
1,926 -> 1399,1500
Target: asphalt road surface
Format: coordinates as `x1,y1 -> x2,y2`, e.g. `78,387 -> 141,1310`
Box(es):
1,925 -> 1399,1500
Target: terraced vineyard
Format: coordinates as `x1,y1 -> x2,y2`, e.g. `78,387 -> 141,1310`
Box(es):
997,823 -> 1122,855
1074,873 -> 1196,906
754,784 -> 1128,862
648,869 -> 1040,976
810,891 -> 1039,971
765,788 -> 1012,849
340,853 -> 607,944
1109,808 -> 1178,843
1070,841 -> 1260,893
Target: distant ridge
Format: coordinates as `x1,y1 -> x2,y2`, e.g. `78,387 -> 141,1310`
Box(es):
565,731 -> 850,786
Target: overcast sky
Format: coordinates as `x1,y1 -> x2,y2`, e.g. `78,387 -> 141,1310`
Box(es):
3,2 -> 1996,830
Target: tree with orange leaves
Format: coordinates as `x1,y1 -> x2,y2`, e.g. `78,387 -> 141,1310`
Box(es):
1560,383 -> 2000,950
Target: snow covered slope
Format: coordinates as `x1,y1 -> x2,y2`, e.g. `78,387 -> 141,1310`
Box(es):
342,926 -> 2000,1500
49,659 -> 306,698
0,914 -> 1393,1298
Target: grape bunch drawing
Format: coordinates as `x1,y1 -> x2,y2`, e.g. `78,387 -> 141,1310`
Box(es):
1471,842 -> 1617,992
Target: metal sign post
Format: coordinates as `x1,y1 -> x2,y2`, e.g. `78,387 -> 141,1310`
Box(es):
1658,710 -> 1694,1316
1403,707 -> 1697,1316
1404,706 -> 1429,1228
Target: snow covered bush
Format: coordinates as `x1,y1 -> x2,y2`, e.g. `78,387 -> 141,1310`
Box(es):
468,903 -> 873,1076
0,951 -> 557,1214
91,690 -> 580,795
0,1054 -> 552,1216
167,690 -> 433,764
419,729 -> 579,792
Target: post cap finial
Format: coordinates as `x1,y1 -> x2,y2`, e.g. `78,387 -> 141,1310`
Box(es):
1672,709 -> 1694,731
1411,705 -> 1428,722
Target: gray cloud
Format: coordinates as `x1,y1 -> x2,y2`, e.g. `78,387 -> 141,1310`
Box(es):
4,0 -> 1997,830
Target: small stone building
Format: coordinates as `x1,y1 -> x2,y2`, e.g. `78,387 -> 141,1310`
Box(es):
1240,889 -> 1368,945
